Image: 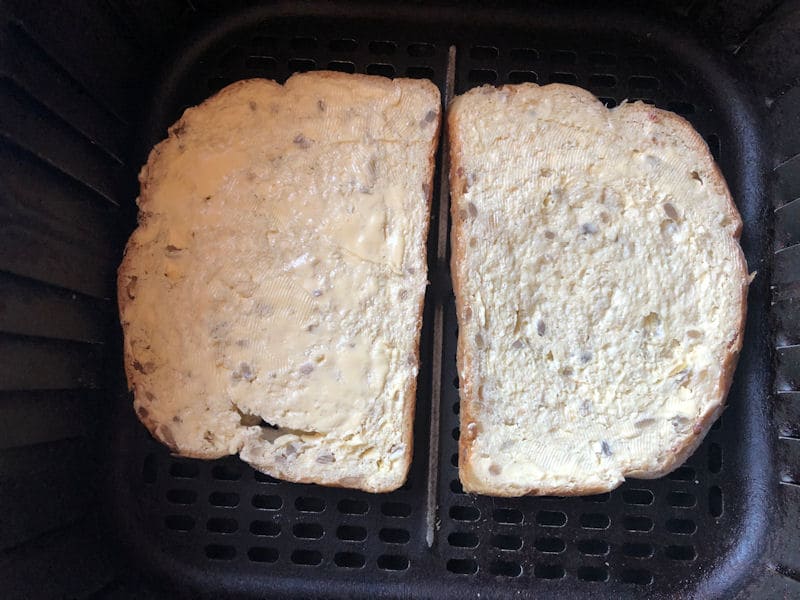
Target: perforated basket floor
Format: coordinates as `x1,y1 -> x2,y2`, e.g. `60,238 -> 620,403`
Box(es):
107,4 -> 771,599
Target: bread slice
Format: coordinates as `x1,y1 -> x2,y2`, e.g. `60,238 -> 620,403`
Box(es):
448,83 -> 748,496
118,71 -> 440,493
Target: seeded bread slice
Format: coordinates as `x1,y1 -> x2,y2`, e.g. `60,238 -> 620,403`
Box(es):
118,71 -> 441,493
448,83 -> 748,497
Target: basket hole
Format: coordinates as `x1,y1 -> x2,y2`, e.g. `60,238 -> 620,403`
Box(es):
452,401 -> 460,415
509,47 -> 539,62
338,498 -> 369,515
470,45 -> 498,60
589,74 -> 616,88
218,46 -> 244,69
211,464 -> 242,481
205,544 -> 236,560
491,533 -> 522,551
508,71 -> 538,84
534,564 -> 565,579
667,466 -> 695,482
450,453 -> 459,467
166,489 -> 197,505
450,505 -> 480,522
380,527 -> 410,544
448,531 -> 479,548
288,58 -> 316,73
406,42 -> 436,57
164,514 -> 195,532
708,443 -> 723,473
588,51 -> 617,65
335,552 -> 365,568
209,491 -> 239,507
254,471 -> 280,484
367,63 -> 395,78
551,50 -> 577,65
252,494 -> 282,510
378,554 -> 409,571
369,40 -> 396,55
623,542 -> 654,559
450,479 -> 465,494
250,520 -> 280,537
623,489 -> 654,505
623,515 -> 653,532
381,501 -> 412,517
628,54 -> 657,69
666,518 -> 696,535
666,101 -> 695,116
337,525 -> 367,541
621,569 -> 653,585
290,37 -> 317,52
452,427 -> 460,440
549,72 -> 578,84
329,38 -> 357,52
534,537 -> 565,553
598,97 -> 617,108
582,492 -> 610,503
536,510 -> 567,527
406,66 -> 434,79
578,566 -> 609,582
447,558 -> 478,575
490,560 -> 522,577
667,491 -> 696,508
579,513 -> 610,529
291,549 -> 322,566
408,42 -> 435,57
709,486 -> 723,517
327,60 -> 356,73
468,69 -> 498,85
142,454 -> 157,483
665,544 -> 696,561
452,376 -> 460,389
628,76 -> 660,91
493,507 -> 523,524
250,36 -> 278,52
248,547 -> 278,563
169,461 -> 198,479
293,522 -> 324,539
207,517 -> 237,533
296,496 -> 325,513
245,56 -> 277,73
578,539 -> 609,556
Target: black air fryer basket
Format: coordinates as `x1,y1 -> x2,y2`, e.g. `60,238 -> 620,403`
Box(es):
2,1 -> 800,598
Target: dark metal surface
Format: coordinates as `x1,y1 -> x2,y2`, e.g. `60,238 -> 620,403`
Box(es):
1,0 -> 798,598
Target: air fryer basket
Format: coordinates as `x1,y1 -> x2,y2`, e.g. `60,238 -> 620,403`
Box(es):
1,1 -> 799,599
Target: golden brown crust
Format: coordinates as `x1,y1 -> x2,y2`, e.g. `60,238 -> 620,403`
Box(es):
447,99 -> 478,492
449,84 -> 749,496
392,92 -> 442,493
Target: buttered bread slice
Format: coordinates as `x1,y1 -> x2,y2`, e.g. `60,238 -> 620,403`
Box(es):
118,72 -> 440,492
449,83 -> 748,496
